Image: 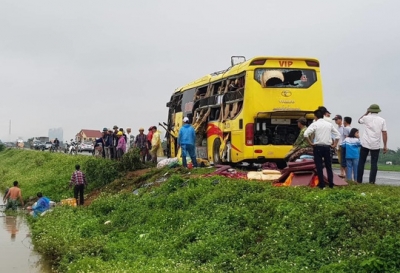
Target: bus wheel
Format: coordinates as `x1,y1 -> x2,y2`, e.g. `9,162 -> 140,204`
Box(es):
213,138 -> 222,165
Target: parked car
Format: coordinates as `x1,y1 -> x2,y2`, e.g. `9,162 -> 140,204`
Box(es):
78,142 -> 94,153
32,141 -> 41,149
45,142 -> 52,150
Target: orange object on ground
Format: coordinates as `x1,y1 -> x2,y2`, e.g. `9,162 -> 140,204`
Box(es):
61,198 -> 77,207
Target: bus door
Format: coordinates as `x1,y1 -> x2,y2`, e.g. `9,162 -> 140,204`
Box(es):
166,93 -> 183,158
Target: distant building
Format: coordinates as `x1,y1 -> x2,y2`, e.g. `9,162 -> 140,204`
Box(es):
49,128 -> 64,142
75,129 -> 102,143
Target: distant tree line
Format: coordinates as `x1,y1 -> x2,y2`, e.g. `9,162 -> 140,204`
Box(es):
378,148 -> 400,165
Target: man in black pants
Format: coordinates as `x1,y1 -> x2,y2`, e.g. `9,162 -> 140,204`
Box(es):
69,164 -> 87,206
304,109 -> 340,189
357,104 -> 388,184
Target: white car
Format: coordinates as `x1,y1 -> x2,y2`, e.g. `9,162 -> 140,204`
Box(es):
78,142 -> 94,153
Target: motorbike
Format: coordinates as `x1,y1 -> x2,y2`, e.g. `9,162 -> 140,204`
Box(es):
49,144 -> 58,153
64,142 -> 70,153
69,141 -> 78,155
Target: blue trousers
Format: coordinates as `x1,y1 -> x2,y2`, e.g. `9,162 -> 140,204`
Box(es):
346,158 -> 359,181
181,144 -> 198,168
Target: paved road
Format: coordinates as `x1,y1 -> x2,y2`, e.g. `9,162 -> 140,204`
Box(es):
333,169 -> 400,186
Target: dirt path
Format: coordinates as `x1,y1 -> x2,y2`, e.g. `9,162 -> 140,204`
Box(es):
84,168 -> 153,206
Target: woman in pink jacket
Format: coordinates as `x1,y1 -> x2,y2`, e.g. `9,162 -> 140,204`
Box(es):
116,131 -> 126,160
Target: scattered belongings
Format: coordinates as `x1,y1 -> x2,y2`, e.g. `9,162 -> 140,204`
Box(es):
274,159 -> 348,187
247,169 -> 281,181
261,162 -> 279,170
60,198 -> 77,207
204,164 -> 281,181
204,165 -> 248,179
157,158 -> 179,168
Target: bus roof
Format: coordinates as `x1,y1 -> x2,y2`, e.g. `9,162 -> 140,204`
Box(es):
174,56 -> 319,93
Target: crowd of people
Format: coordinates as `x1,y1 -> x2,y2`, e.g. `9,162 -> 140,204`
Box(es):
93,125 -> 163,163
287,104 -> 388,188
2,119 -> 201,211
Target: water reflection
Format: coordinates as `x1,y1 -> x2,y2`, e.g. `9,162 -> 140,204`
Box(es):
0,200 -> 53,272
4,215 -> 20,241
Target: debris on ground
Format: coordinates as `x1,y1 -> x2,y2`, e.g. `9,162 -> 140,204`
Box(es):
204,165 -> 248,179
274,159 -> 348,187
247,169 -> 281,181
157,158 -> 179,168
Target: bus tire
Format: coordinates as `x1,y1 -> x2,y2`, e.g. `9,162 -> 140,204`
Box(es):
213,138 -> 222,165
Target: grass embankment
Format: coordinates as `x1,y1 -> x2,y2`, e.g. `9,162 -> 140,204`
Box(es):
0,148 -> 140,201
3,149 -> 400,272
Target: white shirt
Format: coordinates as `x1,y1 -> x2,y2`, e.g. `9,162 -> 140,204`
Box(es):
304,119 -> 340,146
337,125 -> 345,144
359,113 -> 387,150
126,133 -> 132,150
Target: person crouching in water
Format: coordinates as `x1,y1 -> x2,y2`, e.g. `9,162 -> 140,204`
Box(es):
116,131 -> 126,160
341,128 -> 361,181
285,117 -> 313,162
27,192 -> 50,217
178,117 -> 198,168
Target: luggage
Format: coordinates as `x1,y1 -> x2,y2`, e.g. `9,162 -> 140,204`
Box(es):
61,198 -> 77,207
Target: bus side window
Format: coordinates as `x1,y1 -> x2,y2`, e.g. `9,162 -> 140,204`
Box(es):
210,108 -> 220,121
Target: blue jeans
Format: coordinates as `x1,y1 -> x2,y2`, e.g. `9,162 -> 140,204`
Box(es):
181,144 -> 198,168
346,158 -> 359,181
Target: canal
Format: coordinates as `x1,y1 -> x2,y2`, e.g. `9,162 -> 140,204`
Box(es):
0,196 -> 52,273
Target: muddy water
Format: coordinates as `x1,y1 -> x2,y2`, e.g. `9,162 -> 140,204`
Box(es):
0,197 -> 52,273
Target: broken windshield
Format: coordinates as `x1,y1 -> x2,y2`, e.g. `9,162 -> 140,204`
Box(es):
254,68 -> 317,88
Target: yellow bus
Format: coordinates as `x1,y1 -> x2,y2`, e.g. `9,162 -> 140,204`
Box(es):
164,56 -> 323,167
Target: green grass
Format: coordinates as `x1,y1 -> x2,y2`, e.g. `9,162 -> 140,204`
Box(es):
31,176 -> 400,272
333,163 -> 400,172
4,149 -> 400,272
0,149 -> 124,202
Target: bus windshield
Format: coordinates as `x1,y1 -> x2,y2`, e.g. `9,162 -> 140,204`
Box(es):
254,68 -> 317,88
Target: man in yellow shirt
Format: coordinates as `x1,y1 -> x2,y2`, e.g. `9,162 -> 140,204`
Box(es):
150,126 -> 162,163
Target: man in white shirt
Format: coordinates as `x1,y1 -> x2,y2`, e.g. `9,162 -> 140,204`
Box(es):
333,114 -> 346,177
126,128 -> 132,151
318,106 -> 335,125
357,104 -> 388,184
304,109 -> 340,189
340,116 -> 352,174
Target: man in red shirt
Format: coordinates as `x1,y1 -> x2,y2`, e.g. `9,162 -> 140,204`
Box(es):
69,164 -> 87,206
147,127 -> 153,161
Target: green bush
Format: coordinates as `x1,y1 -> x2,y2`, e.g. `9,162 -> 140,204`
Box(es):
83,157 -> 119,190
0,142 -> 5,152
30,175 -> 400,272
118,148 -> 144,172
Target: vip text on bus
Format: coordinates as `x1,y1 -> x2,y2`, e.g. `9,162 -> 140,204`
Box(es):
165,56 -> 323,167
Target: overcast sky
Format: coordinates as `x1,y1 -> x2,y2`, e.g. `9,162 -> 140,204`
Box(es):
0,0 -> 398,148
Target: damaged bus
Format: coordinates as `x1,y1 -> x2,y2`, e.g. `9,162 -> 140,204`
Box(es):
164,56 -> 323,167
